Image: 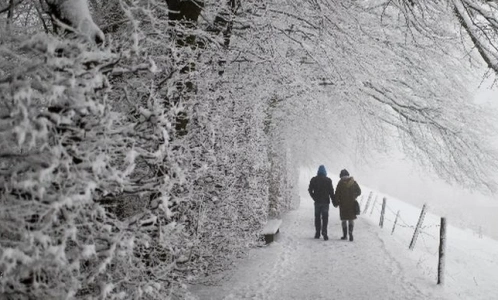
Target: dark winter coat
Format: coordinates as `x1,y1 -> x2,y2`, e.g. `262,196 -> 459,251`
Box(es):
335,176 -> 361,220
308,175 -> 335,205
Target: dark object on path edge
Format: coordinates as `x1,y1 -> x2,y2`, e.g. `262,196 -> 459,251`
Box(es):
261,219 -> 282,244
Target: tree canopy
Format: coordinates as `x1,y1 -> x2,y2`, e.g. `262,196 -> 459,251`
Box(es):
0,0 -> 497,298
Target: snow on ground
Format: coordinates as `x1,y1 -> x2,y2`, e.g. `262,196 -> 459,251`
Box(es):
190,176 -> 498,300
359,187 -> 498,300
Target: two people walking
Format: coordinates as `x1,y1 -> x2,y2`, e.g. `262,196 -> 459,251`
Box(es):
308,165 -> 361,241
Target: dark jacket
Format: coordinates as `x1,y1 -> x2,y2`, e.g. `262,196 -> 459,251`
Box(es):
335,176 -> 361,220
308,175 -> 335,204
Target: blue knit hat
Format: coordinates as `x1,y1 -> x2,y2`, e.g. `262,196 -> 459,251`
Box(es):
317,165 -> 327,176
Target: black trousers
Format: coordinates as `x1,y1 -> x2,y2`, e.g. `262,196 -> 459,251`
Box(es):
314,203 -> 329,236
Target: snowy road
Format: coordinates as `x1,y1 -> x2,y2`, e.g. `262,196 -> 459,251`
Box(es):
191,199 -> 449,300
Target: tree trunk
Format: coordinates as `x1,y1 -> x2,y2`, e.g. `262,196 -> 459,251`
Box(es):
166,0 -> 203,48
164,0 -> 204,136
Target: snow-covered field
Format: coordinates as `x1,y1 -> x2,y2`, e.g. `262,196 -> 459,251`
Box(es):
359,186 -> 498,300
190,174 -> 498,300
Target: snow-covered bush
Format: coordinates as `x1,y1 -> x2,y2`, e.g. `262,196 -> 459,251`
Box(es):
0,0 -> 295,298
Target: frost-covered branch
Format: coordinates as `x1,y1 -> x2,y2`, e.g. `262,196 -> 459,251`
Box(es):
383,0 -> 498,74
453,0 -> 498,73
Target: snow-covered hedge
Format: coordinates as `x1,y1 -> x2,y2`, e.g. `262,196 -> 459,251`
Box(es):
0,1 -> 297,299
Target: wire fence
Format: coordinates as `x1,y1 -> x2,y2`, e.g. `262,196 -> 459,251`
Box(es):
359,190 -> 447,284
353,188 -> 498,293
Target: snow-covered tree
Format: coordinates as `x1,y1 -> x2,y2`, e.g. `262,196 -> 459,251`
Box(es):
232,0 -> 498,190
1,0 -> 497,299
382,0 -> 498,74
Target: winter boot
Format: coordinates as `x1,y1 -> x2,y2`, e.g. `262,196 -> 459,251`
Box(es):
323,235 -> 329,241
349,223 -> 354,242
314,232 -> 320,239
341,223 -> 347,240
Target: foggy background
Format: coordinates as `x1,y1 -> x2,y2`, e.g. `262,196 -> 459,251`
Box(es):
302,82 -> 498,240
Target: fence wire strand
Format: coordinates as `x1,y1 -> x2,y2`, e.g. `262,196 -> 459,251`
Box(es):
361,192 -> 441,255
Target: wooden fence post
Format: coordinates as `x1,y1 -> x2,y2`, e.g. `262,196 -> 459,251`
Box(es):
362,191 -> 373,214
379,197 -> 387,228
437,217 -> 447,285
391,210 -> 400,235
369,195 -> 378,216
409,204 -> 428,250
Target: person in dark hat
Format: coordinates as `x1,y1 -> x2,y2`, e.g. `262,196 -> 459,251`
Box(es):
335,169 -> 361,241
308,165 -> 335,240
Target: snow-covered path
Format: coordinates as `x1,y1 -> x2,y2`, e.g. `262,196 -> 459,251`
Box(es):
191,199 -> 448,300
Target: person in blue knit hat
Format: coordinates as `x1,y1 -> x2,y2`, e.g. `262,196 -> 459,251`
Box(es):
308,165 -> 335,240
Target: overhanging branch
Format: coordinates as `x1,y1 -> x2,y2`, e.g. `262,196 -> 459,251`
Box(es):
452,0 -> 498,73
